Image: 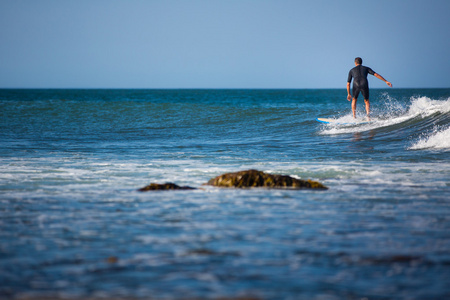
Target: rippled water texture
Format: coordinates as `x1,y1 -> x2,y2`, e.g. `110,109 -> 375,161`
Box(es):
1,89 -> 449,299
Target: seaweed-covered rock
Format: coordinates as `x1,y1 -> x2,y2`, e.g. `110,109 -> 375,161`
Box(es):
205,169 -> 327,189
138,183 -> 196,191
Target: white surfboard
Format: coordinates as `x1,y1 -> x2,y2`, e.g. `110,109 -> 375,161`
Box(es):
316,117 -> 370,125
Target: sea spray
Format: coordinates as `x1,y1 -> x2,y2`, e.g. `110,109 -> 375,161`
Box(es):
375,91 -> 408,119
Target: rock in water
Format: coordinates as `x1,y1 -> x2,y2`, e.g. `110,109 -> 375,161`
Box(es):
138,170 -> 327,191
138,183 -> 196,191
206,169 -> 327,189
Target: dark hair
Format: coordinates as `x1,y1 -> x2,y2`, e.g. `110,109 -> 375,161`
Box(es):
355,57 -> 362,64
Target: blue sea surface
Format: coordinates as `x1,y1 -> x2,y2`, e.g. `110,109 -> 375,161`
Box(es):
1,89 -> 450,299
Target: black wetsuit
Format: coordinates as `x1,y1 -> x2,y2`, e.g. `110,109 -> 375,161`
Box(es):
347,65 -> 375,100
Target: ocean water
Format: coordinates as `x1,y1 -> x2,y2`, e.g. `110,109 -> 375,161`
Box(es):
0,89 -> 449,300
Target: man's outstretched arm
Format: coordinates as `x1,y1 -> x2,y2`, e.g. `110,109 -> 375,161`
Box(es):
374,73 -> 393,87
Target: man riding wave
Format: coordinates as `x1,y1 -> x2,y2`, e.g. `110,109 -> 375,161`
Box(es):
347,57 -> 392,120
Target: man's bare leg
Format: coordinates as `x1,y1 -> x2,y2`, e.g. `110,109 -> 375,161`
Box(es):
364,99 -> 370,120
352,98 -> 357,119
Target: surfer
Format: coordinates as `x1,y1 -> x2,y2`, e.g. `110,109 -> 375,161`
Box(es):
347,57 -> 392,120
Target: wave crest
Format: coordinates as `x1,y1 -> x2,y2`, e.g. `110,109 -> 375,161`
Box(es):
409,126 -> 450,150
407,96 -> 450,117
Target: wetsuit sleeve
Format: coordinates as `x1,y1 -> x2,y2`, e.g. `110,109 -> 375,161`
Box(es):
368,68 -> 375,76
347,70 -> 353,83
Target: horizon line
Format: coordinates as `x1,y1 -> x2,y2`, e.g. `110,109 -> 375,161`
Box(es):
1,87 -> 449,90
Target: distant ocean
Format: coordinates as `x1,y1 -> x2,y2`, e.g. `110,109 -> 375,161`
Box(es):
1,89 -> 449,300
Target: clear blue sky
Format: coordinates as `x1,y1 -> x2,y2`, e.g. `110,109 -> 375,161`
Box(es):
1,0 -> 449,89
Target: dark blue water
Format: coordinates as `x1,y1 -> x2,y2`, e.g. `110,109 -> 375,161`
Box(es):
1,89 -> 449,299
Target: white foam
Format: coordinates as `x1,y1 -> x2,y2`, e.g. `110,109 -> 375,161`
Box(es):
409,126 -> 450,150
406,97 -> 450,151
408,96 -> 450,116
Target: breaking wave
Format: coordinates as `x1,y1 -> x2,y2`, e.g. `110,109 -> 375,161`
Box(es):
320,96 -> 450,151
409,126 -> 450,150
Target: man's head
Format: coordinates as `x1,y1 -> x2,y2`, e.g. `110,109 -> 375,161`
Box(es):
355,57 -> 362,65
